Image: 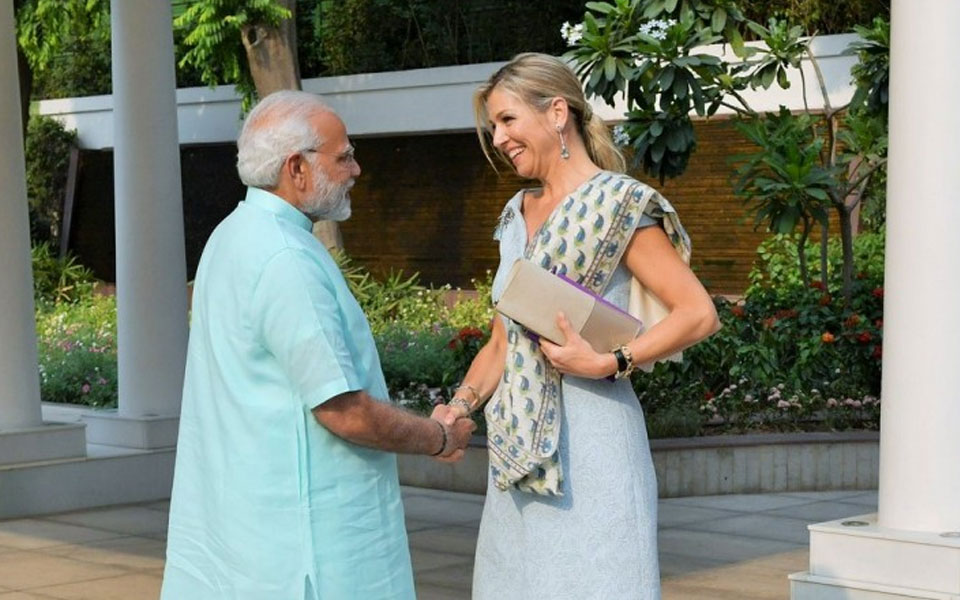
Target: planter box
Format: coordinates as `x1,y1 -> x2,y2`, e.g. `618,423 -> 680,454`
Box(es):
397,431 -> 879,498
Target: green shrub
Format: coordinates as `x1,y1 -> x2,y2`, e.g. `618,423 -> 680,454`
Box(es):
31,242 -> 95,305
24,116 -> 77,246
36,294 -> 117,407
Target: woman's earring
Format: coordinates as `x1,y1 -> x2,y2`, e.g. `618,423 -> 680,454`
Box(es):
557,124 -> 570,160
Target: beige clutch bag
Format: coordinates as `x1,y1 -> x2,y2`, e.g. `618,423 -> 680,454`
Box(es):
495,259 -> 642,352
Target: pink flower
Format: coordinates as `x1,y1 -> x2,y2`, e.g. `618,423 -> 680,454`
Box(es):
777,400 -> 791,409
81,383 -> 91,394
826,398 -> 839,408
98,378 -> 107,385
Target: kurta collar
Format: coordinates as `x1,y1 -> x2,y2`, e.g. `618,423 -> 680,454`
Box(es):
243,187 -> 313,232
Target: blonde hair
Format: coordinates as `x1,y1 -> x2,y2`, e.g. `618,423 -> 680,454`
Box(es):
472,52 -> 626,174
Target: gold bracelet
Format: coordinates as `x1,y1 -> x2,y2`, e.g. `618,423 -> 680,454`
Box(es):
614,344 -> 636,380
455,383 -> 481,405
449,397 -> 472,415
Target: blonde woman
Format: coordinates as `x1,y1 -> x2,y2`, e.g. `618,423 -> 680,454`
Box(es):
436,53 -> 720,598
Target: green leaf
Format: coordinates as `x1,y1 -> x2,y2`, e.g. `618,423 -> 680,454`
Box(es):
604,55 -> 617,81
585,2 -> 615,14
711,7 -> 726,33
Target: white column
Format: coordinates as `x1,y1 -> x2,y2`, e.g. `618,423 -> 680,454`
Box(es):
791,1 -> 960,598
83,0 -> 187,448
0,0 -> 43,432
877,0 -> 960,533
0,3 -> 86,465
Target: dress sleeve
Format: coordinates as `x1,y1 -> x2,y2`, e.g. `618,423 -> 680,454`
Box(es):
250,248 -> 362,409
635,212 -> 659,230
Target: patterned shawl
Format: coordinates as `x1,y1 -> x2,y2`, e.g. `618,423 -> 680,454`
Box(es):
486,171 -> 689,496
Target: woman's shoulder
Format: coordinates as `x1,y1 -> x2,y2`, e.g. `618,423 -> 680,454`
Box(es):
493,189 -> 526,241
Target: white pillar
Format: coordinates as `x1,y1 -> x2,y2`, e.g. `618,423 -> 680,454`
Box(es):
791,2 -> 960,598
0,0 -> 43,432
877,0 -> 960,533
83,0 -> 187,448
0,3 -> 86,465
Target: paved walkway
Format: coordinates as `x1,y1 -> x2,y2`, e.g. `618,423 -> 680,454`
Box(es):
0,487 -> 877,599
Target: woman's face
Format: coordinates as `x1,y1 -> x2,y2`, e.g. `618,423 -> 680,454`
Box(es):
485,87 -> 559,180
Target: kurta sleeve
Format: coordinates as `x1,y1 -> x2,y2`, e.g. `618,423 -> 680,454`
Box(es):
251,247 -> 362,408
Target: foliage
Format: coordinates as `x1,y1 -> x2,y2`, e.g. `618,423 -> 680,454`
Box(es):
24,116 -> 77,246
31,243 -> 96,306
16,0 -> 112,98
732,108 -> 835,235
741,0 -> 888,37
174,0 -> 293,112
565,1 -> 889,300
35,294 -> 117,408
847,16 -> 890,116
747,229 -> 885,297
307,0 -> 586,77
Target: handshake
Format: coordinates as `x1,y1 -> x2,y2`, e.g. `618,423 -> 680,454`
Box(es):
428,403 -> 477,463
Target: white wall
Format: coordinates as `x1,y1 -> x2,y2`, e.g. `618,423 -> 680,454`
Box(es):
36,34 -> 858,150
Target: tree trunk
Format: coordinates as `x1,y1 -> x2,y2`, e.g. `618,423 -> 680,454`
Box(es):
797,216 -> 811,287
14,0 -> 31,142
819,220 -> 829,289
838,205 -> 856,303
240,0 -> 343,251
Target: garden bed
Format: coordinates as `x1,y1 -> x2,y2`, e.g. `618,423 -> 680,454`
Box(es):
397,430 -> 879,498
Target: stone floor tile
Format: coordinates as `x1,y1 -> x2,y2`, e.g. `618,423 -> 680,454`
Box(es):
0,551 -> 126,591
779,490 -> 866,502
764,500 -> 876,522
411,548 -> 475,573
0,593 -> 65,599
657,503 -> 741,529
661,493 -> 814,513
658,528 -> 802,564
44,507 -> 168,537
30,573 -> 161,600
43,536 -> 166,571
0,521 -> 120,551
407,525 -> 478,559
401,494 -> 484,527
414,561 -> 474,593
413,582 -> 469,600
677,513 -> 814,546
841,490 -> 879,507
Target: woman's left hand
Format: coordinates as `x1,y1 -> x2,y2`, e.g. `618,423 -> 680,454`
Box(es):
539,312 -> 617,379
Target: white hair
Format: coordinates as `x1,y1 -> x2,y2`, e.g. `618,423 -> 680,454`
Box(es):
236,90 -> 334,188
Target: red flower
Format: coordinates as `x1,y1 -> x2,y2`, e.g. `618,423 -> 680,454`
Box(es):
810,281 -> 825,290
844,314 -> 861,328
703,391 -> 715,400
730,305 -> 745,318
857,331 -> 873,344
857,272 -> 867,280
872,345 -> 883,359
821,332 -> 836,344
447,339 -> 459,350
775,309 -> 798,320
762,317 -> 778,329
872,287 -> 884,299
819,294 -> 832,306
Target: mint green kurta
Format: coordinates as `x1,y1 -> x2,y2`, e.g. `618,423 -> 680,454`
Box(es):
161,188 -> 414,600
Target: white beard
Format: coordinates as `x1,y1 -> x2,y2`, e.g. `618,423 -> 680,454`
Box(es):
303,173 -> 353,222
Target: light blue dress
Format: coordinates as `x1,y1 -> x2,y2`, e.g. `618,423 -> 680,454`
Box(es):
473,188 -> 661,599
161,188 -> 415,600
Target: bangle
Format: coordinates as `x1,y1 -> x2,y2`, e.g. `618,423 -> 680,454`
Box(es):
429,420 -> 447,456
449,397 -> 472,415
455,383 -> 480,405
613,344 -> 635,380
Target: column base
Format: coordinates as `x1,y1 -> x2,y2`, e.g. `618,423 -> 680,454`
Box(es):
0,422 -> 87,466
82,409 -> 179,449
790,513 -> 960,599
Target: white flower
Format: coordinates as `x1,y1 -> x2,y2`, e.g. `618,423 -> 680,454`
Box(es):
638,18 -> 676,41
612,125 -> 631,147
777,400 -> 791,409
561,22 -> 584,46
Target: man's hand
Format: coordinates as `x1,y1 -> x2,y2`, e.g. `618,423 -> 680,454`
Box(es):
432,413 -> 476,463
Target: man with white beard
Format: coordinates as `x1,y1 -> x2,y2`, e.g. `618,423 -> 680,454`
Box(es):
160,91 -> 475,600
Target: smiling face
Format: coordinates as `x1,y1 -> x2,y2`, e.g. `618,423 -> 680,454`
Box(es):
484,87 -> 561,180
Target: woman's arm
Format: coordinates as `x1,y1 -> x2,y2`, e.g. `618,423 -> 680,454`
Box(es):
436,315 -> 508,421
540,225 -> 721,378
